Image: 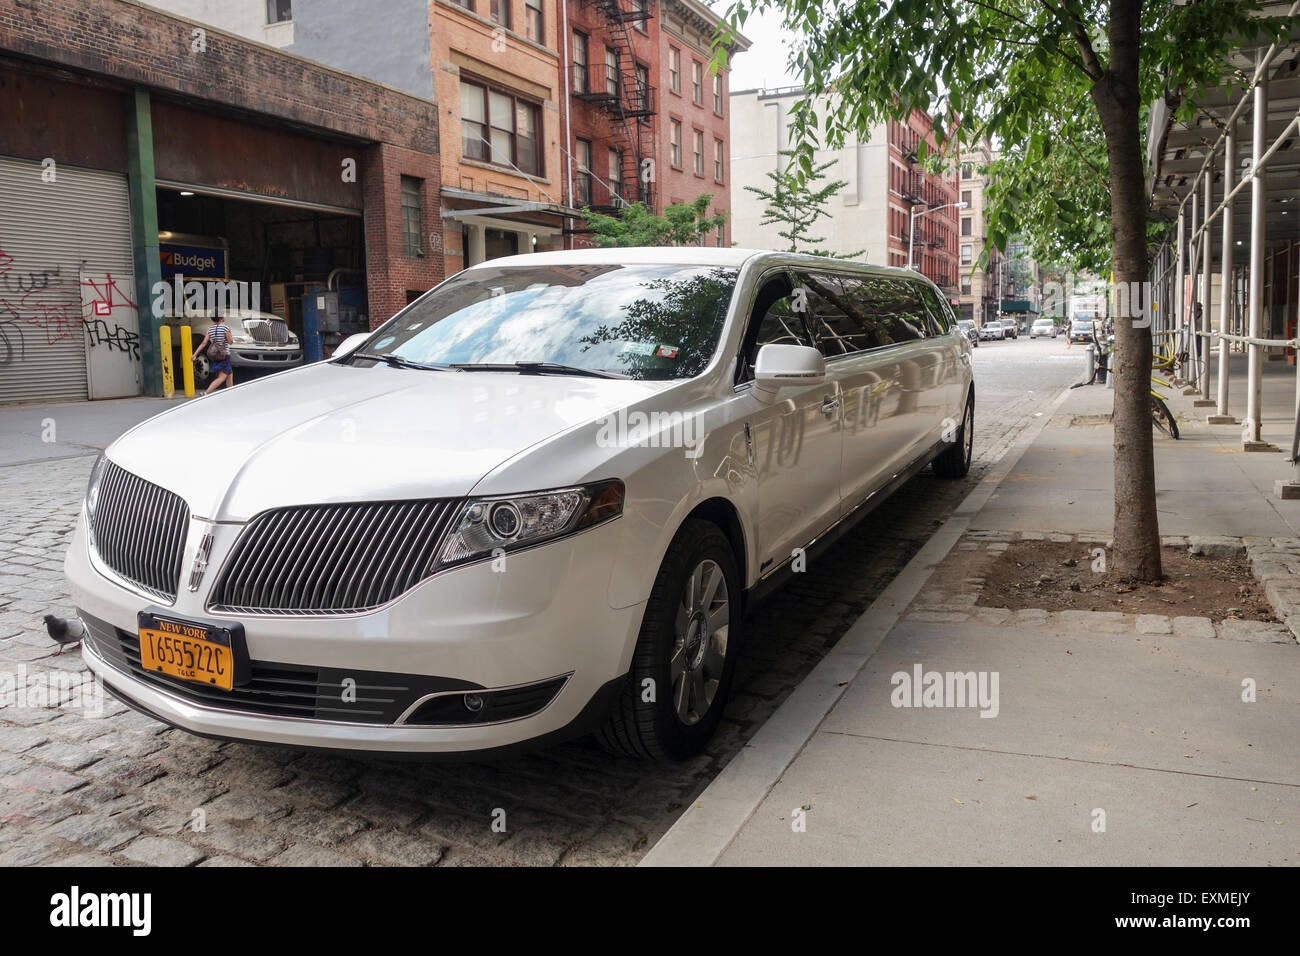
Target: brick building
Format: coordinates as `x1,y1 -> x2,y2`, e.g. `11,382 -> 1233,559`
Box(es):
654,0 -> 742,245
0,0 -> 442,403
562,0 -> 746,246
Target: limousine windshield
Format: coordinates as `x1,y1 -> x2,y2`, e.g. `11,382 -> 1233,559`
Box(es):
351,263 -> 739,381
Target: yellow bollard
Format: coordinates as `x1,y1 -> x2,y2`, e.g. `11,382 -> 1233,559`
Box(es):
179,325 -> 195,398
159,326 -> 174,399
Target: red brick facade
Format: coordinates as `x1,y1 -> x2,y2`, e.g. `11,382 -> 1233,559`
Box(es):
885,110 -> 960,295
362,143 -> 444,327
0,0 -> 442,327
562,0 -> 744,247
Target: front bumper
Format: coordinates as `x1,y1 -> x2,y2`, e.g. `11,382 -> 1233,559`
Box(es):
67,514 -> 644,753
229,347 -> 302,369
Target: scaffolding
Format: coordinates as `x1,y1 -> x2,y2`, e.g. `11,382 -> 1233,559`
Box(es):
1147,0 -> 1300,492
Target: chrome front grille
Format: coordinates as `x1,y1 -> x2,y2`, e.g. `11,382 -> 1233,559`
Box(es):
210,498 -> 459,614
89,462 -> 190,602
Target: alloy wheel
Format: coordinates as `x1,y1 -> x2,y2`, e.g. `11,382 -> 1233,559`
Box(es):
670,559 -> 730,726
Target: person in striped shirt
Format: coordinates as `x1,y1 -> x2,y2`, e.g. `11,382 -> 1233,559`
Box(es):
193,313 -> 234,394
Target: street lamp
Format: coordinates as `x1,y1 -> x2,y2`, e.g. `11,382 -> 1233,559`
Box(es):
907,200 -> 968,276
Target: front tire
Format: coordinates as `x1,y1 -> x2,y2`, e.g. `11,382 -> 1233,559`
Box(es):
597,519 -> 741,760
933,393 -> 974,478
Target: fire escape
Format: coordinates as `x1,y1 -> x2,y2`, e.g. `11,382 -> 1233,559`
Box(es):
573,0 -> 657,213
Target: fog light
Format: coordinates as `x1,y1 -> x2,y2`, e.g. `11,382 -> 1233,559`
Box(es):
463,693 -> 485,713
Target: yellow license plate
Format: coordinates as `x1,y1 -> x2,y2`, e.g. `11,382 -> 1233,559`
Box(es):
139,621 -> 234,690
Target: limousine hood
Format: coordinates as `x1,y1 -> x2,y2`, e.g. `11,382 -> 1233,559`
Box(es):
107,362 -> 675,521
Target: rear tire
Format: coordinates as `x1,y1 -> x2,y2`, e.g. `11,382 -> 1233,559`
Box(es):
933,393 -> 974,478
1151,396 -> 1179,439
597,519 -> 741,760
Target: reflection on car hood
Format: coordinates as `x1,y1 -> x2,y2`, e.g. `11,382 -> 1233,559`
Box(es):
108,362 -> 674,521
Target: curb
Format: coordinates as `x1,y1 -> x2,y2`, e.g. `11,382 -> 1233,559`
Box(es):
639,383 -> 1079,867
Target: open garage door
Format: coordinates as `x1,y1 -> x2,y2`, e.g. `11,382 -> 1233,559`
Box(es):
155,184 -> 367,367
0,156 -> 136,403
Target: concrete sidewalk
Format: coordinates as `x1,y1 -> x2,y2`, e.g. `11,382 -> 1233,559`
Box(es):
644,355 -> 1300,866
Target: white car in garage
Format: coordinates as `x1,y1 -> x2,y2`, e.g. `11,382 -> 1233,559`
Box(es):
66,249 -> 975,760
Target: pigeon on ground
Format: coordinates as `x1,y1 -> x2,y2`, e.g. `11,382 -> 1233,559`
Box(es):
42,615 -> 86,655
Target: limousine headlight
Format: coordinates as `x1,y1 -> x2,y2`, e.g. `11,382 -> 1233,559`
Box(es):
437,479 -> 624,568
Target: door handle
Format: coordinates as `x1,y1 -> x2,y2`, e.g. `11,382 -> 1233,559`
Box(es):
820,396 -> 840,414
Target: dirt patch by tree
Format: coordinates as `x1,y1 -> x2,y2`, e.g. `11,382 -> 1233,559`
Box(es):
974,541 -> 1274,621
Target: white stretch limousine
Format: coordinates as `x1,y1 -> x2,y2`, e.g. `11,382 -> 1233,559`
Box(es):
67,249 -> 975,760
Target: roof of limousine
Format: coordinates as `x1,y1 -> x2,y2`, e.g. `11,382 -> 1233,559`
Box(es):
460,248 -> 923,276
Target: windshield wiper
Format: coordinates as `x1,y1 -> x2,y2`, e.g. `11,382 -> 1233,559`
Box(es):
351,352 -> 449,371
448,362 -> 627,379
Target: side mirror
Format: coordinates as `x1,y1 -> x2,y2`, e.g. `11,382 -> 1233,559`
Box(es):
331,332 -> 370,360
753,344 -> 826,402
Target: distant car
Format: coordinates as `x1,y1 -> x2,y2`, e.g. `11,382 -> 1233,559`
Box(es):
997,319 -> 1018,340
192,310 -> 302,384
978,321 -> 1005,341
1031,318 -> 1057,338
956,319 -> 980,348
1069,319 -> 1097,343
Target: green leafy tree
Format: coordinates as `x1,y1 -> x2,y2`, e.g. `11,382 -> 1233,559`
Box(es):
585,194 -> 727,248
743,149 -> 864,258
720,0 -> 1286,581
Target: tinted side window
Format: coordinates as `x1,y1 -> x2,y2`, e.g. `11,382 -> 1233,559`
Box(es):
739,274 -> 812,380
796,272 -> 885,356
833,276 -> 930,346
916,283 -> 953,336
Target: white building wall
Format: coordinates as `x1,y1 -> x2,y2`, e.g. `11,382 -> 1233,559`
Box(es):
141,0 -> 294,47
729,89 -> 888,262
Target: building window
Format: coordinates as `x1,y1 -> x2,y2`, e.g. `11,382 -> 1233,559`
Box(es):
961,277 -> 972,295
605,47 -> 620,97
489,0 -> 509,29
670,120 -> 682,167
401,176 -> 422,257
635,63 -> 650,113
693,129 -> 704,175
961,244 -> 972,265
716,222 -> 725,247
961,217 -> 972,236
632,0 -> 648,33
525,0 -> 543,43
961,189 -> 971,207
692,60 -> 703,104
267,0 -> 291,23
575,139 -> 593,205
961,163 -> 973,179
571,31 -> 588,93
669,47 -> 680,93
460,79 -> 542,175
713,73 -> 723,114
714,138 -> 724,181
608,147 -> 623,203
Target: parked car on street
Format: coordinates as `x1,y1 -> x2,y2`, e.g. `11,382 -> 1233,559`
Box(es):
978,320 -> 1005,341
956,319 -> 979,347
1069,318 -> 1097,343
999,318 -> 1019,340
1031,318 -> 1057,338
66,248 -> 976,761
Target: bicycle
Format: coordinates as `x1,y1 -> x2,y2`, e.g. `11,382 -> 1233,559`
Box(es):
1071,334 -> 1181,439
1149,374 -> 1180,439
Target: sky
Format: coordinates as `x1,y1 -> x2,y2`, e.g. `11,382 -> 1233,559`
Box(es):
708,2 -> 801,92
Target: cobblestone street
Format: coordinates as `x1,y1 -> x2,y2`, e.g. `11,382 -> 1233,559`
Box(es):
0,341 -> 1085,866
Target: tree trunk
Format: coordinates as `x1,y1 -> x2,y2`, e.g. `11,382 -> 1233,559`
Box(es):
1095,0 -> 1163,581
